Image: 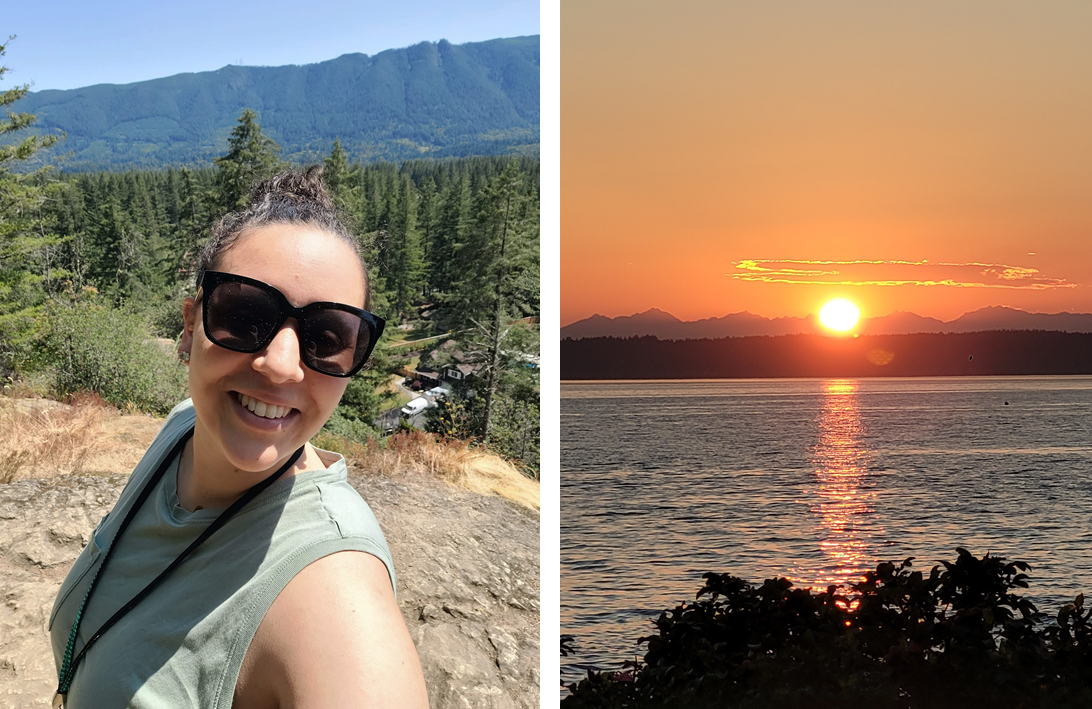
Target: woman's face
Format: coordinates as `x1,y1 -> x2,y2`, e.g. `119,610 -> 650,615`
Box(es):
181,223 -> 367,473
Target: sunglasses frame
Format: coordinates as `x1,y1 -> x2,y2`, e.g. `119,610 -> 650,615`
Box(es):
195,269 -> 386,378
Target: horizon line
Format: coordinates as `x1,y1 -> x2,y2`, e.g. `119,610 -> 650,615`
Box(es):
561,304 -> 1092,329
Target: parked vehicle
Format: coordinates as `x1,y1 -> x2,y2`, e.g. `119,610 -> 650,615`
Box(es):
400,397 -> 429,417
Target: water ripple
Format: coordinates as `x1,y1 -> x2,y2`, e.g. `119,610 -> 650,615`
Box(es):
561,376 -> 1092,688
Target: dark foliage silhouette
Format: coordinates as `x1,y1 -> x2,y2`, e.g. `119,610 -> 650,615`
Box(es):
563,549 -> 1092,708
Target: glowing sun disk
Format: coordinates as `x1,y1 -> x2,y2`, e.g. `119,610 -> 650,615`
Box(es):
819,298 -> 861,332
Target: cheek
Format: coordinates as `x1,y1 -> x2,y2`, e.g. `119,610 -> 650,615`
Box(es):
313,379 -> 350,414
190,336 -> 243,393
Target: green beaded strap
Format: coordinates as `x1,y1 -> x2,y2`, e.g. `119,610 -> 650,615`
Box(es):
55,427 -> 303,704
56,429 -> 193,698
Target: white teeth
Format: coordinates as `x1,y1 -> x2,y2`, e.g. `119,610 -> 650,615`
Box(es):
237,393 -> 290,420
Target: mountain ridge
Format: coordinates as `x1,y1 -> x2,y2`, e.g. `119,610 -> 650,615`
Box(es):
561,306 -> 1092,340
13,35 -> 540,170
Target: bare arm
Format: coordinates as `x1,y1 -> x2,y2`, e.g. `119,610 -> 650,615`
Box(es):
234,551 -> 429,709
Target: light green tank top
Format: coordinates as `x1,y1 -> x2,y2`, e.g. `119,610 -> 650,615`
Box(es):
48,399 -> 395,708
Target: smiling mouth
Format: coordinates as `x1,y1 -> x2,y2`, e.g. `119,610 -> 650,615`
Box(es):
234,392 -> 295,420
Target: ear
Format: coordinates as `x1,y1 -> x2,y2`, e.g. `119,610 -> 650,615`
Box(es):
179,296 -> 197,355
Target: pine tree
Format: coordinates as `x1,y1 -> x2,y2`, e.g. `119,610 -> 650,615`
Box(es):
323,138 -> 353,204
475,163 -> 524,444
213,109 -> 282,211
0,36 -> 62,373
418,177 -> 438,298
447,162 -> 538,443
174,167 -> 210,285
86,193 -> 127,295
387,176 -> 425,319
50,180 -> 89,290
323,137 -> 368,247
429,175 -> 470,304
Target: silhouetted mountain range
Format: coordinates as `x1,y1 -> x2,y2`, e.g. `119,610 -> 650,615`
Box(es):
13,36 -> 539,170
560,306 -> 1092,340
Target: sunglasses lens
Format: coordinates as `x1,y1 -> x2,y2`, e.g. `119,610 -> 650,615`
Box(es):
301,309 -> 372,375
202,272 -> 378,376
206,282 -> 281,350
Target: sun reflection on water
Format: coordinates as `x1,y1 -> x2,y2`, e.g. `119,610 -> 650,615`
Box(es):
789,379 -> 879,591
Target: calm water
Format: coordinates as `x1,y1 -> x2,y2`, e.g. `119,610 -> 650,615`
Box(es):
560,377 -> 1092,687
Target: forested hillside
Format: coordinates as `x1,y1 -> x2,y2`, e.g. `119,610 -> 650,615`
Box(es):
1,41 -> 540,474
561,331 -> 1092,380
12,36 -> 539,170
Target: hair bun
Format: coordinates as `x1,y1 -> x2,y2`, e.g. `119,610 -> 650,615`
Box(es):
199,164 -> 369,306
249,164 -> 334,209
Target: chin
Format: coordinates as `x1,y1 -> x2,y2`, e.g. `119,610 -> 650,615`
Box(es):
226,446 -> 297,473
217,397 -> 311,471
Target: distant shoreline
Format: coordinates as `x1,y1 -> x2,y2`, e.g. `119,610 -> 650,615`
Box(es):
561,373 -> 1092,382
561,331 -> 1092,380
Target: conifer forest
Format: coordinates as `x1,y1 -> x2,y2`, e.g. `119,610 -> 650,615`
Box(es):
0,40 -> 541,475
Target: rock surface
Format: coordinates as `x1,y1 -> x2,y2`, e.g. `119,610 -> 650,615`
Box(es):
0,469 -> 539,708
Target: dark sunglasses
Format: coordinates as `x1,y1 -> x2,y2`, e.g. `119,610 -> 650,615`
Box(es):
195,270 -> 385,378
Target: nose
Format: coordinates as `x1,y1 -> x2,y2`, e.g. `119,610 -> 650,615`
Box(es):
252,320 -> 305,383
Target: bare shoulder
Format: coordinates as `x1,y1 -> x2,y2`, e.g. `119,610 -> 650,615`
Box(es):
234,551 -> 429,709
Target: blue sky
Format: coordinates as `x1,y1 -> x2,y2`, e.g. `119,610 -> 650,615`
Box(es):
4,0 -> 540,91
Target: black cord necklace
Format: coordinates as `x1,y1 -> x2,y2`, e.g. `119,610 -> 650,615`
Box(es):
53,427 -> 304,709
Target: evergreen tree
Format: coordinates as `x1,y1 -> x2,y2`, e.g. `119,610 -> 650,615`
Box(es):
323,138 -> 353,204
86,193 -> 127,295
418,177 -> 438,298
0,36 -> 61,373
444,161 -> 539,444
387,176 -> 425,319
213,109 -> 282,211
175,167 -> 210,284
323,137 -> 367,252
161,168 -> 182,227
50,180 -> 89,290
2,139 -> 539,464
429,175 -> 470,303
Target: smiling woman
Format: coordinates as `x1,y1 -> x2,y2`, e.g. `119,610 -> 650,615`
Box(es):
47,168 -> 428,709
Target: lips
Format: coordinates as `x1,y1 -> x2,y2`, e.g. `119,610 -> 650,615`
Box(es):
230,391 -> 299,429
237,392 -> 292,419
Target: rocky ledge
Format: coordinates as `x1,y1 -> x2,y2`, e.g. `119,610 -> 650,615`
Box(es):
0,469 -> 540,708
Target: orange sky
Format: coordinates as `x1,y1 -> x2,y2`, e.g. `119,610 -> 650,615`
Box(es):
562,1 -> 1092,326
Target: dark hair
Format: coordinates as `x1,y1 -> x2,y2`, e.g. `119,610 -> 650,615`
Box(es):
196,165 -> 370,307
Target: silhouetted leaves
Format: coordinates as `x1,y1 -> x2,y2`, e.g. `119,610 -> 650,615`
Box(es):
563,550 -> 1092,708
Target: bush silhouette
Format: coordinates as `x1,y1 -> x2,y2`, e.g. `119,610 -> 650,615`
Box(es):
563,549 -> 1092,708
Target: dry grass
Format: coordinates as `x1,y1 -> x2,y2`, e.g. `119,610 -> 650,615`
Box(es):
313,428 -> 540,511
0,394 -> 539,512
0,395 -> 163,484
0,399 -> 108,484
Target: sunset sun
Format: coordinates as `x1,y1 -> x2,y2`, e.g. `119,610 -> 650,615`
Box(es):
818,298 -> 861,333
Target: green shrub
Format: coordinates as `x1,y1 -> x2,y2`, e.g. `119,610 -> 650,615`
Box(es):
489,398 -> 539,478
321,407 -> 380,442
426,396 -> 480,439
563,549 -> 1092,708
425,391 -> 540,477
0,303 -> 49,376
140,294 -> 188,340
43,298 -> 189,414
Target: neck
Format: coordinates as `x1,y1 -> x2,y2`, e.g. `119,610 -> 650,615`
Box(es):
176,425 -> 325,512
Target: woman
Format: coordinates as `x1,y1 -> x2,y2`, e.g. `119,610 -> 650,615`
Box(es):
48,168 -> 430,708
